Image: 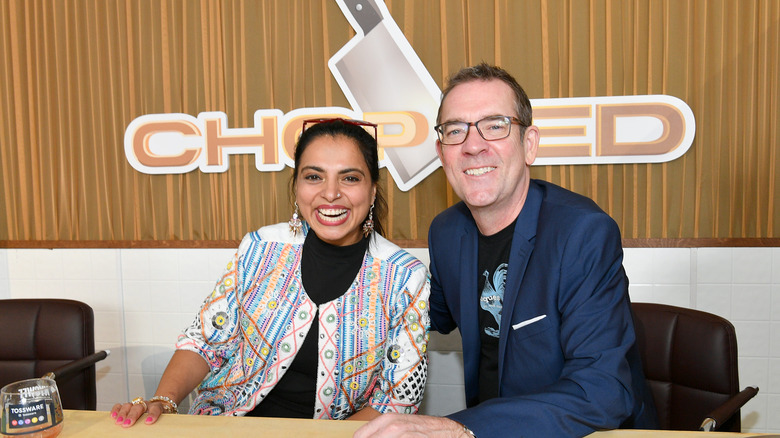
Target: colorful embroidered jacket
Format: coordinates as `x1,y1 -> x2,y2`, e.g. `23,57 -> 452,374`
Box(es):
176,222 -> 430,419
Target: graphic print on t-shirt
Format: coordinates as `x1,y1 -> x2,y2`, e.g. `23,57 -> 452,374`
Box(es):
480,263 -> 507,337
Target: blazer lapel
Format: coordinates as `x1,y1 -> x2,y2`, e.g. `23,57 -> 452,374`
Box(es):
458,222 -> 481,406
497,182 -> 542,387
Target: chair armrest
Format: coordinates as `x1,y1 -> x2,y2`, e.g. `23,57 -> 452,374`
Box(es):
699,386 -> 759,431
42,350 -> 111,383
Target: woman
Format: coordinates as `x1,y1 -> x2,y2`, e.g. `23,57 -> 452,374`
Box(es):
111,118 -> 430,426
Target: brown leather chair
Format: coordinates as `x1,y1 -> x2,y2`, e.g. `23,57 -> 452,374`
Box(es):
632,303 -> 759,432
0,299 -> 108,410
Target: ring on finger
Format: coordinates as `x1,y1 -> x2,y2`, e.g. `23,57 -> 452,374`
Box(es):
131,397 -> 148,413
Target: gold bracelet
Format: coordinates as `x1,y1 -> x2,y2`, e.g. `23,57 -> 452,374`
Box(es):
148,395 -> 179,414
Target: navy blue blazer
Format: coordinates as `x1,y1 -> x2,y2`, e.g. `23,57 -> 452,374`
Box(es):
428,180 -> 658,437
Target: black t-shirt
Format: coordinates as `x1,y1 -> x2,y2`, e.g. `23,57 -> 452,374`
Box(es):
477,219 -> 516,404
247,230 -> 367,418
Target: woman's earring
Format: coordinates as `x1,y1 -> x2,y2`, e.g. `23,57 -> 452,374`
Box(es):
289,202 -> 302,236
362,204 -> 375,237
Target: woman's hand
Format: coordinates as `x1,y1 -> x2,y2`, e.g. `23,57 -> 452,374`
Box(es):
109,350 -> 208,427
110,399 -> 166,427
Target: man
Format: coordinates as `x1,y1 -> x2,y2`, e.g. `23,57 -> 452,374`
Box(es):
354,63 -> 657,437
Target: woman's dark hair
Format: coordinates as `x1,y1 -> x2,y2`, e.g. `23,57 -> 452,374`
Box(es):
290,119 -> 387,237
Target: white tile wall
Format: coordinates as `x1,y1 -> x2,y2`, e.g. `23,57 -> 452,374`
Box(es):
0,249 -> 9,299
0,247 -> 778,433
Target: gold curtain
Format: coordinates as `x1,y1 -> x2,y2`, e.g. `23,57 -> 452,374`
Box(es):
1,0 -> 778,246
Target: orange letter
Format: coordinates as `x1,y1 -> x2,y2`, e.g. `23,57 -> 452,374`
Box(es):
131,120 -> 201,168
597,103 -> 686,156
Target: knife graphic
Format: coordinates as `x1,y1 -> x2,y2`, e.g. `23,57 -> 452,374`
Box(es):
330,0 -> 442,191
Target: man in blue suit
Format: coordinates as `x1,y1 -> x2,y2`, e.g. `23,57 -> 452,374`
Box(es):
354,64 -> 657,437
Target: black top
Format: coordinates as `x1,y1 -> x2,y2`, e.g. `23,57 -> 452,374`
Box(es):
476,219 -> 516,404
247,230 -> 368,418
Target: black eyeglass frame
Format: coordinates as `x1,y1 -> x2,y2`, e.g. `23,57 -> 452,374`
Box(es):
300,117 -> 378,140
434,115 -> 525,145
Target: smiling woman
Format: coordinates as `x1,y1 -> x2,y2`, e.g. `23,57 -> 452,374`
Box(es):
291,119 -> 380,247
109,118 -> 430,427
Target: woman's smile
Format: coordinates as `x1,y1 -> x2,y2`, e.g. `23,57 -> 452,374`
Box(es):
295,134 -> 376,246
315,206 -> 350,224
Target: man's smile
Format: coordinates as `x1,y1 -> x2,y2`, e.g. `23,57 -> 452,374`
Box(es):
464,166 -> 496,176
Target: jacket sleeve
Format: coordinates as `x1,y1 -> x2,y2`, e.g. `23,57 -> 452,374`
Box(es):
175,239 -> 251,372
449,212 -> 639,437
369,262 -> 431,414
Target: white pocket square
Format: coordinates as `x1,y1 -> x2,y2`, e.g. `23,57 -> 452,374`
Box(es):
512,314 -> 547,330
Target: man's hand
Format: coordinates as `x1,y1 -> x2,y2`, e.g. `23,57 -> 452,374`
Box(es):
353,413 -> 469,438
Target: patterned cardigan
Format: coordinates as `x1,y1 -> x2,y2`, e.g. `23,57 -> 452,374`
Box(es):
176,222 -> 430,419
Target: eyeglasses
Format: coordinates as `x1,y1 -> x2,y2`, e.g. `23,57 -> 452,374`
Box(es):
301,118 -> 378,140
434,116 -> 524,145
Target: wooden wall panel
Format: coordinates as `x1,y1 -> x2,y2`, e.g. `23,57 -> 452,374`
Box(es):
1,0 -> 778,247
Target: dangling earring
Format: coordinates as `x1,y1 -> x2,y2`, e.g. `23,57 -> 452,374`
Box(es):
289,202 -> 302,236
362,204 -> 375,237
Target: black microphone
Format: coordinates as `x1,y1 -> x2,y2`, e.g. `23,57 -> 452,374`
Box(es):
42,350 -> 110,382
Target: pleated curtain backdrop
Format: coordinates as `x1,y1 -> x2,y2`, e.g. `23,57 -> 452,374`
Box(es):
1,0 -> 778,247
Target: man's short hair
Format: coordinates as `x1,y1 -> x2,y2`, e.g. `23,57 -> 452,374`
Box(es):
437,63 -> 533,128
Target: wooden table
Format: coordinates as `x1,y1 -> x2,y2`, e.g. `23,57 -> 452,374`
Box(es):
57,410 -> 776,437
59,410 -> 364,437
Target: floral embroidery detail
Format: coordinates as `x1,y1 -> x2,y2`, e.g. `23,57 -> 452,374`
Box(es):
211,312 -> 228,329
387,345 -> 401,363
